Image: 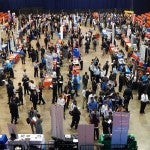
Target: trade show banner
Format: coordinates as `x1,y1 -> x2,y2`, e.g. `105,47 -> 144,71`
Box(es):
78,124 -> 94,150
50,105 -> 64,140
111,112 -> 130,147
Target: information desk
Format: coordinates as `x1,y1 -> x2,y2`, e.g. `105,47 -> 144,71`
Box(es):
7,134 -> 45,150
43,76 -> 52,87
8,53 -> 20,64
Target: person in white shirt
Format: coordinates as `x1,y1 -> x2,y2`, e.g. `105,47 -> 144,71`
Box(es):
70,100 -> 77,111
140,91 -> 149,114
82,89 -> 86,109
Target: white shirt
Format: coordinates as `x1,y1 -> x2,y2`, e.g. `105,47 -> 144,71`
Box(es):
70,103 -> 76,111
82,89 -> 86,98
141,94 -> 149,102
30,83 -> 36,90
57,98 -> 65,107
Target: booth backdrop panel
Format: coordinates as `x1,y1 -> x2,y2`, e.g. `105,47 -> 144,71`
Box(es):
0,0 -> 149,14
77,124 -> 94,149
50,105 -> 64,140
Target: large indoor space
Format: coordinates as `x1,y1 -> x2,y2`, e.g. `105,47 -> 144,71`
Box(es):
0,0 -> 150,149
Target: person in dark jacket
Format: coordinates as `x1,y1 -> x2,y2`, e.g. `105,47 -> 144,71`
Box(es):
7,82 -> 14,104
57,73 -> 63,94
31,90 -> 38,110
52,80 -> 58,104
82,72 -> 89,89
16,82 -> 23,105
90,113 -> 100,140
70,106 -> 81,129
123,87 -> 133,111
38,82 -> 45,105
118,72 -> 125,92
9,97 -> 19,124
22,75 -> 29,95
103,61 -> 109,76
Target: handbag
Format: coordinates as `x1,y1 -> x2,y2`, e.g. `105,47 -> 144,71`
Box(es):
69,111 -> 73,116
26,118 -> 31,124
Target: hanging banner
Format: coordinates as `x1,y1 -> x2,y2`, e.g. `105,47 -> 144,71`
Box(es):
50,104 -> 64,139
111,112 -> 130,147
78,124 -> 94,150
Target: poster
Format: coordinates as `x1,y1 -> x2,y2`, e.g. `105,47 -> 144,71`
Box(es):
78,124 -> 94,150
111,112 -> 130,147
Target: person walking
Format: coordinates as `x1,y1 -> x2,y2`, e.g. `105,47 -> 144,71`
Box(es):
103,61 -> 109,76
27,107 -> 37,133
9,98 -> 19,124
140,91 -> 149,114
90,113 -> 100,140
22,75 -> 29,95
70,106 -> 81,129
123,87 -> 133,112
38,82 -> 45,105
82,72 -> 89,89
35,114 -> 43,134
31,90 -> 38,110
16,82 -> 23,105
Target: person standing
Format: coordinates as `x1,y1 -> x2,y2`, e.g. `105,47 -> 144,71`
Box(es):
57,73 -> 63,95
73,75 -> 79,97
90,113 -> 100,140
16,83 -> 23,105
33,61 -> 39,77
6,82 -> 14,104
35,114 -> 43,134
123,87 -> 133,112
79,55 -> 83,70
52,80 -> 58,104
82,72 -> 89,89
140,91 -> 149,114
38,82 -> 45,105
103,61 -> 109,76
118,73 -> 125,92
9,98 -> 19,124
22,75 -> 30,95
31,90 -> 38,110
70,106 -> 81,129
28,107 -> 37,133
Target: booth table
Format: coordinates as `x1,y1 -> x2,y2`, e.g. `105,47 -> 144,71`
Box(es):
0,134 -> 8,148
72,65 -> 80,75
7,134 -> 45,150
43,76 -> 52,87
99,134 -> 137,150
8,53 -> 20,64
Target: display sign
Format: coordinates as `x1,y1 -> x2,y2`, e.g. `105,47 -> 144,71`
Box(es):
111,112 -> 130,147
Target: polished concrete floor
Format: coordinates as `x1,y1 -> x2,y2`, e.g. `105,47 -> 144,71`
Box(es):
0,24 -> 150,150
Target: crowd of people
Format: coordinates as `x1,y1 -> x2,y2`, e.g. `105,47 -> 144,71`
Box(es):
0,10 -> 150,141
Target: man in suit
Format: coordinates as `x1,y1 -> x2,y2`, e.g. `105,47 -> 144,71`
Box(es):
57,73 -> 63,94
123,87 -> 133,111
82,72 -> 89,89
9,97 -> 19,124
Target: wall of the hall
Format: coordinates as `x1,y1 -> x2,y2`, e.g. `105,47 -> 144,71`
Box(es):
0,0 -> 149,14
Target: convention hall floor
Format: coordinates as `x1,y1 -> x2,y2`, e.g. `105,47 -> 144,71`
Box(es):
0,25 -> 150,150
